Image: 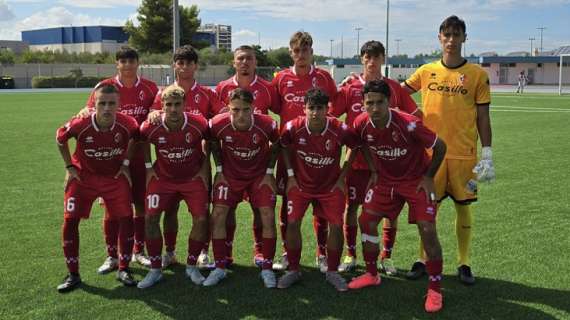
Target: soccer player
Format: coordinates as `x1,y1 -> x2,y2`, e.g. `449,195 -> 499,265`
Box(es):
331,40 -> 421,274
402,15 -> 494,285
347,80 -> 447,313
272,31 -> 338,272
79,46 -> 158,272
276,88 -> 357,292
137,85 -> 210,289
215,45 -> 280,267
56,84 -> 139,292
148,45 -> 225,269
205,88 -> 280,287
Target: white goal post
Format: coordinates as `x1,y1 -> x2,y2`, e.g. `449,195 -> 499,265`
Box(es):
559,53 -> 570,95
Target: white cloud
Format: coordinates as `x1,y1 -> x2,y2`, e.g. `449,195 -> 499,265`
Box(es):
56,0 -> 141,9
234,29 -> 256,37
0,0 -> 15,21
0,6 -> 126,40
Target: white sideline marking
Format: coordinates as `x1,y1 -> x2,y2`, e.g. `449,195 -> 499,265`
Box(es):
492,105 -> 570,111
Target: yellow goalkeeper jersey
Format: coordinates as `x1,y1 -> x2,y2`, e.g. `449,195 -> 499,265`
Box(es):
405,59 -> 491,160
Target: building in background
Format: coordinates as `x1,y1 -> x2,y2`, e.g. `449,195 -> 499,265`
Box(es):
0,40 -> 29,54
198,24 -> 232,51
21,26 -> 128,54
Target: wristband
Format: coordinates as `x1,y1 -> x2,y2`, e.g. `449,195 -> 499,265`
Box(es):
122,159 -> 130,166
287,169 -> 294,177
481,146 -> 492,160
145,162 -> 153,169
266,168 -> 274,175
216,166 -> 223,173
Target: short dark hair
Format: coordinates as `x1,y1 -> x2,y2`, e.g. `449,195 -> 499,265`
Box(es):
235,45 -> 255,53
363,80 -> 391,99
173,45 -> 199,64
94,83 -> 119,95
360,40 -> 385,57
229,88 -> 254,104
305,88 -> 329,107
439,15 -> 466,34
115,46 -> 139,61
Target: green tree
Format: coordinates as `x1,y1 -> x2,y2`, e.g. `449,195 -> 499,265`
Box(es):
0,50 -> 16,65
266,47 -> 293,67
125,0 -> 201,54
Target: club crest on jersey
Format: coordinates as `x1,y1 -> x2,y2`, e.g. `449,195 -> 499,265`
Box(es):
194,94 -> 201,104
252,133 -> 259,144
286,80 -> 294,88
430,73 -> 437,79
85,136 -> 94,143
114,133 -> 122,143
139,91 -> 145,101
225,136 -> 233,143
407,121 -> 417,132
459,74 -> 467,85
158,136 -> 167,144
392,131 -> 399,142
298,137 -> 307,145
311,77 -> 317,88
185,132 -> 191,144
253,90 -> 259,99
325,139 -> 331,151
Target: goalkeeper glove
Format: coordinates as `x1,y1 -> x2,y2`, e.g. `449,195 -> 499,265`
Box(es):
473,146 -> 495,183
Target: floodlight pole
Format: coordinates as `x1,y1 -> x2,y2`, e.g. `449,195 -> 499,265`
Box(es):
537,26 -> 546,54
355,27 -> 362,57
173,0 -> 180,52
330,39 -> 334,58
529,37 -> 535,56
385,0 -> 390,77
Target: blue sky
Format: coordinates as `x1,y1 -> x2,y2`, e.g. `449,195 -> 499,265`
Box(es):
1,0 -> 569,57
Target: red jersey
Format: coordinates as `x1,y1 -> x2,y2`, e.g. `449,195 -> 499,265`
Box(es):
56,113 -> 139,176
280,116 -> 358,193
352,110 -> 438,184
86,76 -> 158,125
209,113 -> 279,180
215,75 -> 279,115
272,66 -> 338,128
152,81 -> 225,119
140,112 -> 208,180
332,74 -> 419,170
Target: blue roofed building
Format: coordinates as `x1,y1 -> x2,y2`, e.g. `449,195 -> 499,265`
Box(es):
21,26 -> 128,54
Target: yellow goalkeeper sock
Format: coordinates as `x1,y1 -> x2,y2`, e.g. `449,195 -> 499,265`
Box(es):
455,203 -> 473,266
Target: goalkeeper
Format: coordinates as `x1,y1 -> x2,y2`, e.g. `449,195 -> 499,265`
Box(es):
402,15 -> 494,285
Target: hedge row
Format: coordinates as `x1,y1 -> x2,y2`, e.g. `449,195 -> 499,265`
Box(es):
31,76 -> 105,88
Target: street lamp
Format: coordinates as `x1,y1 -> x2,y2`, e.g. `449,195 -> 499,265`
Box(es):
385,0 -> 390,77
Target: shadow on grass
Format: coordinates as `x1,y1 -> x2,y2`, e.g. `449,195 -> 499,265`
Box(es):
77,263 -> 570,320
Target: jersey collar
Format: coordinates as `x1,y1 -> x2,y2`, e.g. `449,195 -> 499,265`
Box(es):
230,114 -> 255,131
161,112 -> 188,131
91,112 -> 116,132
368,110 -> 391,129
232,74 -> 258,87
305,117 -> 329,135
291,65 -> 315,76
114,75 -> 140,88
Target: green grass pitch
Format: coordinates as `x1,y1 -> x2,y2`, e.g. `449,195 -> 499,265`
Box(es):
0,91 -> 569,319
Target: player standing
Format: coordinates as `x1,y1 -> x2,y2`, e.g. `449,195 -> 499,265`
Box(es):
272,31 -> 338,272
403,15 -> 494,285
276,88 -> 357,292
81,46 -> 158,272
204,88 -> 280,287
215,45 -> 279,267
137,85 -> 210,289
332,40 -> 420,274
56,84 -> 139,292
149,45 -> 225,269
348,80 -> 446,313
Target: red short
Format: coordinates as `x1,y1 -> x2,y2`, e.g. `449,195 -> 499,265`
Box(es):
64,172 -> 132,219
286,187 -> 345,226
362,180 -> 437,224
146,176 -> 209,218
213,174 -> 276,209
346,169 -> 371,206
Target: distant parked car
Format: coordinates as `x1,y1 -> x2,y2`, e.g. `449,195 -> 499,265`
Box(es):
0,76 -> 15,89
